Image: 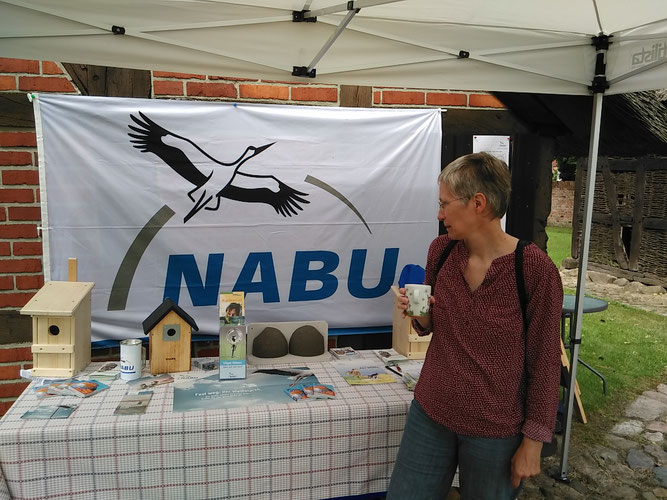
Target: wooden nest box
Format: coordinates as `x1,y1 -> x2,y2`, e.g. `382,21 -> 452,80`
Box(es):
20,280 -> 95,377
142,298 -> 199,375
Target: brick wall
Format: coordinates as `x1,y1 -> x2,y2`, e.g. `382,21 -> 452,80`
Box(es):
0,58 -> 79,414
548,181 -> 575,227
151,70 -> 505,109
0,57 -> 505,415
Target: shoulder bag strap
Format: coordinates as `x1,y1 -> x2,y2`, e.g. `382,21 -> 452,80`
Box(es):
434,239 -> 458,286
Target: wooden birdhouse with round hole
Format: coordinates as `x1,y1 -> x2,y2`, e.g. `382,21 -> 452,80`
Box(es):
142,298 -> 199,375
20,281 -> 95,378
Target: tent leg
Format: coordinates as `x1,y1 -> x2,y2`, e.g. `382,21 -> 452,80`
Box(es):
558,92 -> 604,482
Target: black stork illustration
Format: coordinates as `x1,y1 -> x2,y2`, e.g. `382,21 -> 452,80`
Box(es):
128,112 -> 309,223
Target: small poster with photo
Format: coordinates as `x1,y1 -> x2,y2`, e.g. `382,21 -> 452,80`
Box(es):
220,291 -> 245,326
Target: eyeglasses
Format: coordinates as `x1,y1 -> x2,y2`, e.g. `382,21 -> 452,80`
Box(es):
438,197 -> 465,210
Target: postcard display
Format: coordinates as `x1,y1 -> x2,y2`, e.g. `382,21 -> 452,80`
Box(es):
219,292 -> 247,380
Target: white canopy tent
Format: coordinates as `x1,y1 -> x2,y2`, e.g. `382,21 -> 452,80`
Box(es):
2,0 -> 667,481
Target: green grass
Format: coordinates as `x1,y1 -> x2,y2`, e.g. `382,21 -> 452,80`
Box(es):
568,295 -> 667,444
545,226 -> 572,269
545,226 -> 667,445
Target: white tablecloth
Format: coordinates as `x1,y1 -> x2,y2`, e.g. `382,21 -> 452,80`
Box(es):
0,353 -> 414,500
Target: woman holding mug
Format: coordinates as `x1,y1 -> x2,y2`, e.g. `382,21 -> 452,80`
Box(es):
387,152 -> 563,500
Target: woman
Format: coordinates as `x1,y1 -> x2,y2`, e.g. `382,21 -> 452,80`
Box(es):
387,152 -> 562,499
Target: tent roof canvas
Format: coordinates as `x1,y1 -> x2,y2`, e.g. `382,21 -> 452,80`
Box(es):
2,0 -> 666,96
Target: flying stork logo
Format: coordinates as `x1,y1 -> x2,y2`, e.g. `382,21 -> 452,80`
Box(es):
107,111 -> 372,311
128,112 -> 310,223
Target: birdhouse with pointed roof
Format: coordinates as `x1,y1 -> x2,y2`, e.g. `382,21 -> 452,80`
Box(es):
20,280 -> 95,378
142,298 -> 199,375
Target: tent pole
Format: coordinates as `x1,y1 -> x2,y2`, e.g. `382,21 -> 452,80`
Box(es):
306,9 -> 358,73
558,91 -> 604,481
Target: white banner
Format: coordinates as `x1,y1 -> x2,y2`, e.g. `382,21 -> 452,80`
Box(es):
35,95 -> 441,341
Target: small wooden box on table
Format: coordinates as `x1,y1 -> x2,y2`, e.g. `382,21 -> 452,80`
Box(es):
391,285 -> 432,359
20,281 -> 95,378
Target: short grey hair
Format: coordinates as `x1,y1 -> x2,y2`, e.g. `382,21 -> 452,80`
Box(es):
437,152 -> 511,218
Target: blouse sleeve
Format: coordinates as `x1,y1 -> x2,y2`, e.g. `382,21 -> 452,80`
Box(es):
521,247 -> 564,442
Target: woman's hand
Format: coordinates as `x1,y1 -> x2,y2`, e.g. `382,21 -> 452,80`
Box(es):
398,288 -> 435,337
510,436 -> 543,488
397,287 -> 410,317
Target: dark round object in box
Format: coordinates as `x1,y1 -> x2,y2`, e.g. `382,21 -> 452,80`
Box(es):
252,327 -> 288,358
289,325 -> 325,356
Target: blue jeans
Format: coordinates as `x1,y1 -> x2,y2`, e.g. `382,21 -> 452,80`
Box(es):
387,399 -> 523,500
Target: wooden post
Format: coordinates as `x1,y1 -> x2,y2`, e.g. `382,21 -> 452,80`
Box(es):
560,339 -> 587,424
68,258 -> 77,282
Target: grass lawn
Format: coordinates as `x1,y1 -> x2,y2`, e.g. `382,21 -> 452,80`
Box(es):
545,226 -> 573,269
545,226 -> 667,445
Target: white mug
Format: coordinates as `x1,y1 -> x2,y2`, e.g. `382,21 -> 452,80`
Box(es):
405,284 -> 431,317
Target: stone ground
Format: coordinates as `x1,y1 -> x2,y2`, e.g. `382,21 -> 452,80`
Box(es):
443,269 -> 667,500
559,268 -> 667,316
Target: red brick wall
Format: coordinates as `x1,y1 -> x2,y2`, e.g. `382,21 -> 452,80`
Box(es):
0,59 -> 79,414
0,57 -> 505,415
548,181 -> 575,227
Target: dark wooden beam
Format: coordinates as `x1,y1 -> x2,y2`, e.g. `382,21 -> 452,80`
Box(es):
62,63 -> 151,98
339,85 -> 372,108
0,94 -> 35,128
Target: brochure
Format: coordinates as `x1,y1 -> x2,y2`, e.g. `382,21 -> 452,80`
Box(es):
33,378 -> 69,398
86,362 -> 121,382
21,404 -> 77,419
40,379 -> 109,398
114,391 -> 153,415
329,346 -> 361,359
65,380 -> 109,397
373,348 -> 409,365
126,374 -> 174,391
335,361 -> 396,385
394,361 -> 424,391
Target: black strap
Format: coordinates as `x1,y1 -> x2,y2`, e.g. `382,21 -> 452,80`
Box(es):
434,239 -> 458,286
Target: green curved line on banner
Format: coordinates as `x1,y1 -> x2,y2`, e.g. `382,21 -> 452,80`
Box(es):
304,175 -> 372,234
107,204 -> 176,311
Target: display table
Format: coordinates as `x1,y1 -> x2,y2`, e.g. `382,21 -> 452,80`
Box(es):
0,353 -> 414,500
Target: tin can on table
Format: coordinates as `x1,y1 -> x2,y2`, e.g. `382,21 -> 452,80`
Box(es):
120,339 -> 143,381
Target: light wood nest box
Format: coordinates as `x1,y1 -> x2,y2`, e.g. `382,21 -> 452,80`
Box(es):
142,298 -> 199,375
20,281 -> 95,377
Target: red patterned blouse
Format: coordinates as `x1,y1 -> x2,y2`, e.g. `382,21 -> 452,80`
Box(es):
414,235 -> 563,443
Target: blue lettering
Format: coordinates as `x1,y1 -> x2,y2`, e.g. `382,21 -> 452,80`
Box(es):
163,254 -> 223,306
289,251 -> 339,301
233,252 -> 280,303
348,248 -> 399,298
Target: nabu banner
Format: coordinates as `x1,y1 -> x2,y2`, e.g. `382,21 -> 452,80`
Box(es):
35,95 -> 441,341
